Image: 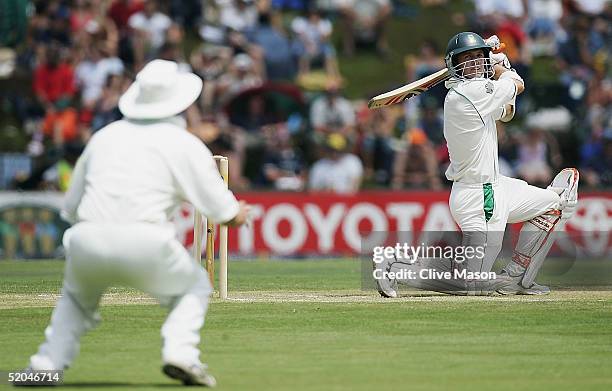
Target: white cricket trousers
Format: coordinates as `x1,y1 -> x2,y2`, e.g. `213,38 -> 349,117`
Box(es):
30,222 -> 212,370
449,176 -> 560,273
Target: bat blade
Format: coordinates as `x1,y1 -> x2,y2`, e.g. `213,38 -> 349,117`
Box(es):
368,41 -> 506,110
368,68 -> 450,109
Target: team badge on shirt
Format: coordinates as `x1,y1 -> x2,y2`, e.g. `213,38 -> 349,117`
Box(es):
485,81 -> 494,94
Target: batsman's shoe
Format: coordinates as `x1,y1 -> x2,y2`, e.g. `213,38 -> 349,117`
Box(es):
162,361 -> 217,387
519,282 -> 551,295
372,254 -> 397,298
497,281 -> 551,295
496,271 -> 551,295
463,273 -> 515,296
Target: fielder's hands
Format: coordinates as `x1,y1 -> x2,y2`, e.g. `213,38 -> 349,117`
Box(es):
226,200 -> 252,227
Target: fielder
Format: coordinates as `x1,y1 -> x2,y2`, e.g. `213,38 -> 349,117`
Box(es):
26,60 -> 251,387
375,32 -> 578,297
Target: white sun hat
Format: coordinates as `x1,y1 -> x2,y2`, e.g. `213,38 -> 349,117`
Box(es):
119,59 -> 203,120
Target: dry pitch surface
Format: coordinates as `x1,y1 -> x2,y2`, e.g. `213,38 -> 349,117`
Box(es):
2,290 -> 612,309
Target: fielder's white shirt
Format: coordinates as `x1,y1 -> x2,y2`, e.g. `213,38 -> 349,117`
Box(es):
63,117 -> 239,227
443,77 -> 517,184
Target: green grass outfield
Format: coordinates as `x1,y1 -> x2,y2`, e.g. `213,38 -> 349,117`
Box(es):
1,260 -> 611,390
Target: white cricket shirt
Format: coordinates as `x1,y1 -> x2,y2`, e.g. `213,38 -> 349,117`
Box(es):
443,77 -> 517,184
63,117 -> 239,227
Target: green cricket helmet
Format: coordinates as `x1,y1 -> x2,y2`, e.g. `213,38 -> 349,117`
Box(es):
445,32 -> 493,79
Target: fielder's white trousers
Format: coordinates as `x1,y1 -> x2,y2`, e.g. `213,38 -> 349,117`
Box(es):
30,222 -> 212,370
449,176 -> 560,273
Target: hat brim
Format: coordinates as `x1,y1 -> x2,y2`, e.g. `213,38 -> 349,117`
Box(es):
119,73 -> 203,120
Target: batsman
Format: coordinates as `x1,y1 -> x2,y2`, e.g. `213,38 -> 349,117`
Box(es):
375,32 -> 579,297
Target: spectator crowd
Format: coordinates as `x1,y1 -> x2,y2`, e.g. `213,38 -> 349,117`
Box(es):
0,0 -> 610,194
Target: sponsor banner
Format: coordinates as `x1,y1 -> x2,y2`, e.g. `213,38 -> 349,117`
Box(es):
178,191 -> 612,258
1,191 -> 611,258
230,191 -> 453,255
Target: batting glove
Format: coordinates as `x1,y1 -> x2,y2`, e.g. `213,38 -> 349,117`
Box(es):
490,52 -> 512,69
484,35 -> 501,50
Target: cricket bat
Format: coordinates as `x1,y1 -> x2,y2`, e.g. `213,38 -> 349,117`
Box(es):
367,68 -> 449,109
368,41 -> 506,109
